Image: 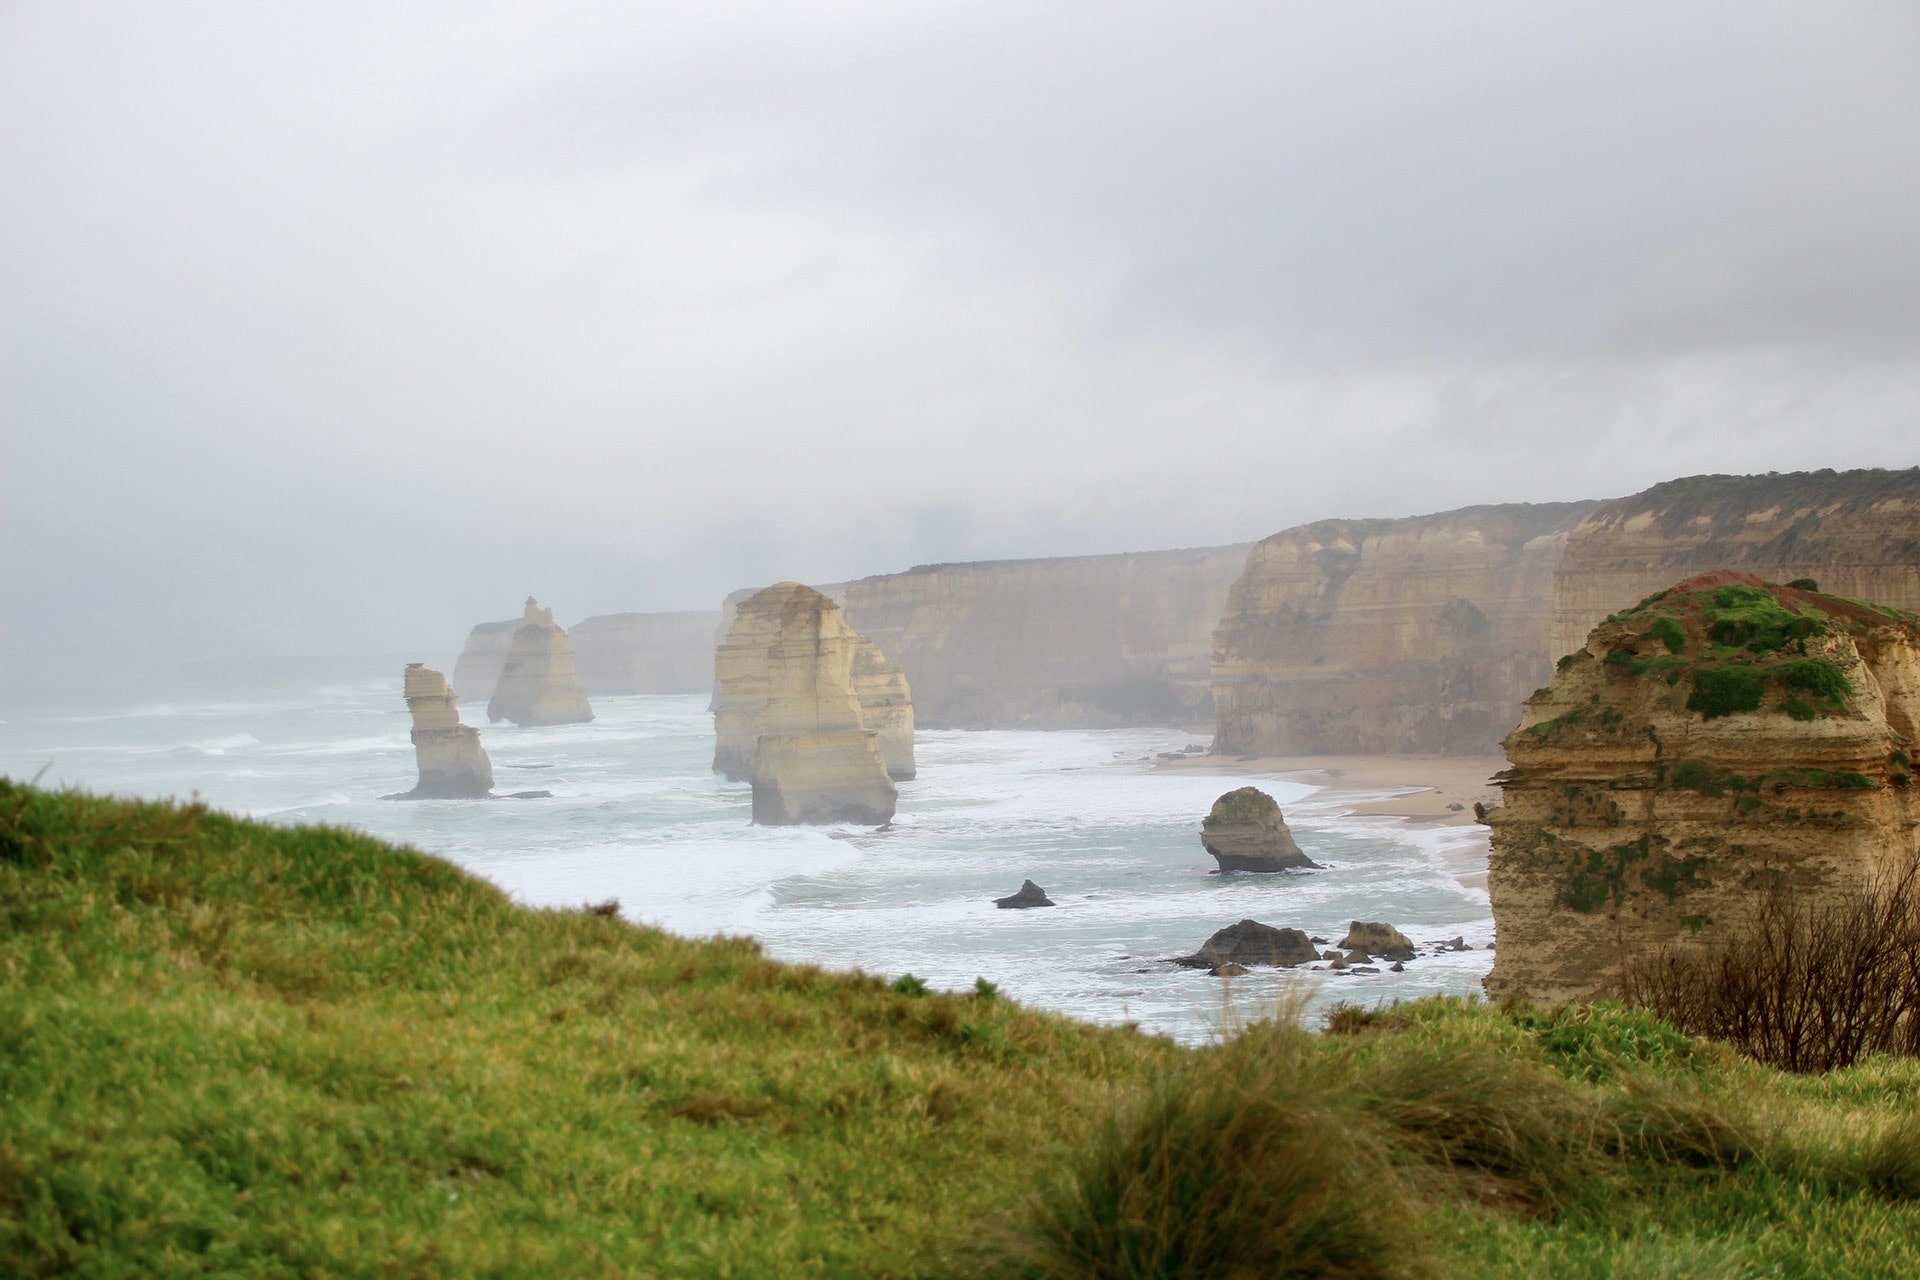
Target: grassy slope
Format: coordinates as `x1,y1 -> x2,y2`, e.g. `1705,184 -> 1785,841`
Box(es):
3,780 -> 1919,1278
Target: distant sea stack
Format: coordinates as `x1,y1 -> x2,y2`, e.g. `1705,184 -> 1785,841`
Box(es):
396,665 -> 493,798
1550,469 -> 1920,659
455,609 -> 720,701
721,544 -> 1254,731
1200,786 -> 1317,871
487,599 -> 595,727
1211,503 -> 1599,756
714,583 -> 902,825
1485,572 -> 1920,1004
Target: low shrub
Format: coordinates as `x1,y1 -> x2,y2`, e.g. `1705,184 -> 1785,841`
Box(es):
1686,665 -> 1766,718
1778,657 -> 1852,707
1623,860 -> 1920,1072
1647,615 -> 1687,655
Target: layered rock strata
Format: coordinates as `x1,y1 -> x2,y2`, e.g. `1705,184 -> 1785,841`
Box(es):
741,544 -> 1253,729
714,583 -> 901,825
851,637 -> 916,780
1212,503 -> 1600,756
1200,786 -> 1317,871
1551,469 -> 1920,660
1486,572 -> 1920,1003
487,599 -> 595,727
397,665 -> 493,798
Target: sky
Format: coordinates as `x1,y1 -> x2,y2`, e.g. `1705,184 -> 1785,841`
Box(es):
4,1 -> 1918,703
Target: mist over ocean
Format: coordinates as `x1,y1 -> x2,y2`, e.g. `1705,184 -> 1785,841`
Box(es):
0,685 -> 1494,1041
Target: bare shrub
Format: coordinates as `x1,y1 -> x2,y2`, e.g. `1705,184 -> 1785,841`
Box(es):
1623,859 -> 1920,1072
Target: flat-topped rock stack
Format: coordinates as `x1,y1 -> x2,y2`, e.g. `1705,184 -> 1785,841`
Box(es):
396,664 -> 493,798
487,599 -> 595,727
715,583 -> 909,825
1486,572 -> 1920,1003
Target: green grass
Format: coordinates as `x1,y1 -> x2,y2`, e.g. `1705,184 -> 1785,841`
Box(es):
1687,664 -> 1768,718
6,782 -> 1920,1277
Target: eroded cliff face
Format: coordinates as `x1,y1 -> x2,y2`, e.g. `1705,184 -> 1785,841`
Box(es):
851,637 -> 915,780
814,545 -> 1254,729
487,599 -> 595,727
399,664 -> 493,798
1486,572 -> 1920,1003
451,619 -> 519,703
1551,469 -> 1920,659
1211,504 -> 1599,756
713,583 -> 901,824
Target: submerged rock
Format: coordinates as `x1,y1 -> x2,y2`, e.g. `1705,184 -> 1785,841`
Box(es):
994,879 -> 1055,909
1339,921 -> 1416,962
1199,787 -> 1318,872
488,599 -> 595,727
1174,919 -> 1319,970
391,664 -> 493,799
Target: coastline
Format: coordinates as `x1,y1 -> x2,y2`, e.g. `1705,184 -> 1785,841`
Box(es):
1152,752 -> 1505,827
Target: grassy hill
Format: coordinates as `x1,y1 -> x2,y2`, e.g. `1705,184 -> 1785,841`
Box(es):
4,778 -> 1919,1278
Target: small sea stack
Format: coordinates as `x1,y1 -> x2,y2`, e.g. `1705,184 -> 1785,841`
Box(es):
1200,786 -> 1318,871
393,664 -> 493,799
488,598 -> 595,727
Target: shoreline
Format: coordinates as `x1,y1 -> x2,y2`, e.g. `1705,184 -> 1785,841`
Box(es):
1151,752 -> 1505,827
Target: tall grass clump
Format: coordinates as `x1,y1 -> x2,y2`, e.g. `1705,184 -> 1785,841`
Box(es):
1624,860 -> 1920,1072
990,1013 -> 1428,1280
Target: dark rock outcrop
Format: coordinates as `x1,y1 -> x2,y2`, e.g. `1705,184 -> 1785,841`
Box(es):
1174,919 -> 1320,969
994,880 -> 1055,909
1200,786 -> 1318,871
1338,921 -> 1415,962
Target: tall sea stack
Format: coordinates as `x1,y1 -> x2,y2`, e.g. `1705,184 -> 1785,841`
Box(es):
1486,572 -> 1920,1003
398,665 -> 493,798
714,583 -> 903,825
488,598 -> 595,727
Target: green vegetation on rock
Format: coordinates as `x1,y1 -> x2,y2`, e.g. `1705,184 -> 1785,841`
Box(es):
1687,664 -> 1767,718
6,781 -> 1920,1278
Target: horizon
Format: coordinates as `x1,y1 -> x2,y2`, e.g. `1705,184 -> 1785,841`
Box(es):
6,3 -> 1920,709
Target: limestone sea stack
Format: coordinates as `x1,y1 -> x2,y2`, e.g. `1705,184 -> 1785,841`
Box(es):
852,637 -> 916,780
397,665 -> 493,798
1486,571 -> 1920,1003
1200,786 -> 1318,871
487,598 -> 594,727
714,583 -> 901,825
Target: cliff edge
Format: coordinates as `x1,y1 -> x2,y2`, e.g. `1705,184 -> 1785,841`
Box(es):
1486,571 -> 1919,1003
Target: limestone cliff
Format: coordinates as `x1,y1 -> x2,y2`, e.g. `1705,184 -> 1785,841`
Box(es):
451,618 -> 520,702
397,664 -> 493,798
457,609 -> 719,700
813,544 -> 1253,729
1551,469 -> 1920,659
713,583 -> 900,825
487,599 -> 595,727
1486,572 -> 1920,1003
569,611 -> 723,695
1211,503 -> 1600,756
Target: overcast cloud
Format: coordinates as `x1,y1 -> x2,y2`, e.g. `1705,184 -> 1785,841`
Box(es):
4,1 -> 1917,705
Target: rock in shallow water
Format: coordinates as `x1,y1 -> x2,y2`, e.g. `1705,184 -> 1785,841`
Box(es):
1339,921 -> 1416,962
1199,786 -> 1318,872
994,879 -> 1055,909
1173,918 -> 1319,969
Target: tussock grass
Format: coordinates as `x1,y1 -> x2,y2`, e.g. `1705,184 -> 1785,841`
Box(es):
7,781 -> 1920,1277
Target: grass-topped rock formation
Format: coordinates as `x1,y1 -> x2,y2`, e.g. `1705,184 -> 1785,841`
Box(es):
1199,786 -> 1317,871
1487,571 -> 1920,1003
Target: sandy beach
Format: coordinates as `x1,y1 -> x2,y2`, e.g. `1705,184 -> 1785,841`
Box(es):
1153,752 -> 1506,826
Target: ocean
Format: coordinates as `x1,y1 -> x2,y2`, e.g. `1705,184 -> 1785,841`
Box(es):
0,684 -> 1495,1041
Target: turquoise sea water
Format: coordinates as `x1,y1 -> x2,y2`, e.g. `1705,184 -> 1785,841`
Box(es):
0,685 -> 1495,1041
